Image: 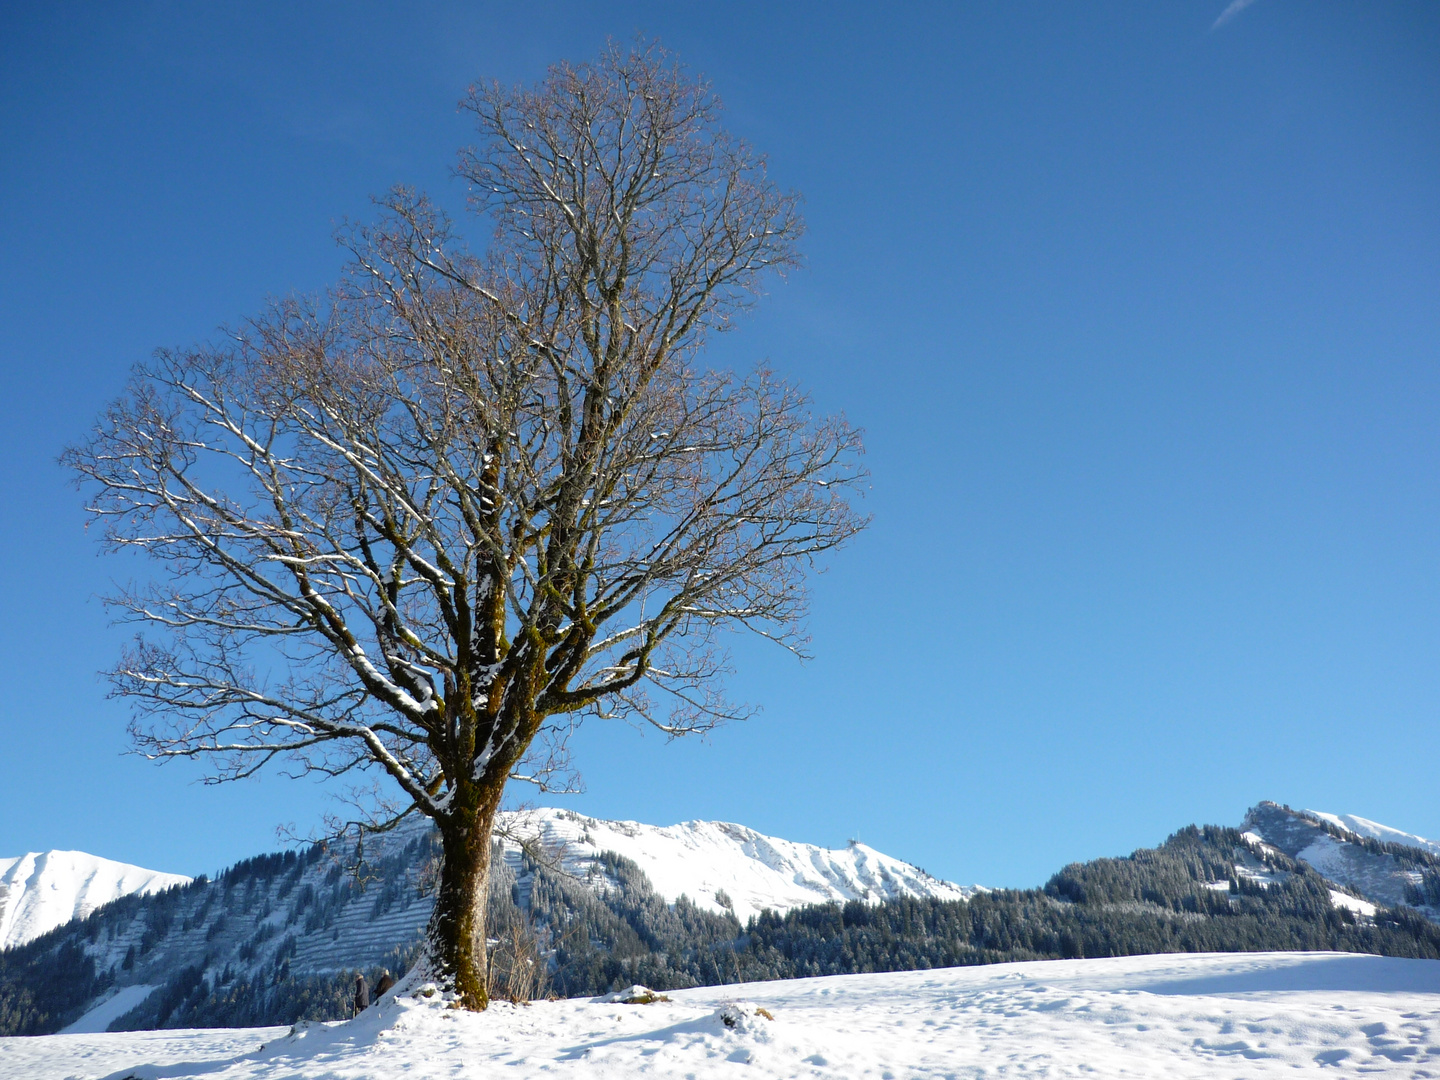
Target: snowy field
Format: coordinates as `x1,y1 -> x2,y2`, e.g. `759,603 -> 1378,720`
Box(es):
7,951 -> 1440,1079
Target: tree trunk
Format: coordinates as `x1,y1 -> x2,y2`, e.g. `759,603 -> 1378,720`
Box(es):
425,797 -> 498,1010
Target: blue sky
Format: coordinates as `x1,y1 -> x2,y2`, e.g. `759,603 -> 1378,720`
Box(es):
1,2 -> 1436,889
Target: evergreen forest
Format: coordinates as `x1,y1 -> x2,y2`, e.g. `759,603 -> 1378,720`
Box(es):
5,823 -> 1440,1035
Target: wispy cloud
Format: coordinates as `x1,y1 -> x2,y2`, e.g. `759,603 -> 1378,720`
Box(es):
1212,0 -> 1262,30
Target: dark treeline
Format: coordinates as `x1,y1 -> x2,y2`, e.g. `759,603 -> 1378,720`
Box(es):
536,826 -> 1440,995
0,938 -> 102,1037
6,824 -> 1440,1035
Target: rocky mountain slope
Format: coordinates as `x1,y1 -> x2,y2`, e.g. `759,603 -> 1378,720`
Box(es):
498,808 -> 978,921
1241,802 -> 1440,920
1305,811 -> 1440,857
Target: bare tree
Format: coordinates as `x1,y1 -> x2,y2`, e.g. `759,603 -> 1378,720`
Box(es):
64,41 -> 865,1010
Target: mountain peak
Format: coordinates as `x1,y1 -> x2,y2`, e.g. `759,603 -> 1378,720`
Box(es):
0,850 -> 190,950
496,808 -> 980,922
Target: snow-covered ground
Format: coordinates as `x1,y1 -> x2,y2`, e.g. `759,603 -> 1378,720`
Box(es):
8,952 -> 1440,1079
497,807 -> 980,921
0,851 -> 190,950
62,985 -> 164,1035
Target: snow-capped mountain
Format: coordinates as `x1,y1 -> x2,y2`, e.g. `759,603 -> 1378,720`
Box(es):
0,851 -> 190,950
0,812 -> 973,961
498,808 -> 979,921
13,801 -> 1440,1038
1240,802 -> 1440,920
0,811 -> 979,1034
1304,810 -> 1440,858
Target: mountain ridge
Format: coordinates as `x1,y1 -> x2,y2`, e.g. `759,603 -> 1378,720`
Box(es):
0,808 -> 978,949
0,851 -> 190,951
1241,801 -> 1440,922
6,801 -> 1440,1037
493,808 -> 981,921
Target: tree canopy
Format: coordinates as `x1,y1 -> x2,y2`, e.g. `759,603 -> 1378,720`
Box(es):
65,40 -> 866,1009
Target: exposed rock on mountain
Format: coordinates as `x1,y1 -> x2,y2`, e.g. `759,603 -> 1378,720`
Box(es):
1241,802 -> 1440,921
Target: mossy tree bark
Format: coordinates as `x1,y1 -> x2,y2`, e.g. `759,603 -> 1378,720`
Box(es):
425,794 -> 501,1010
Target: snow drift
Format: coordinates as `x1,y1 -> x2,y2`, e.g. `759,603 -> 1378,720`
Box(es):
7,952 -> 1440,1079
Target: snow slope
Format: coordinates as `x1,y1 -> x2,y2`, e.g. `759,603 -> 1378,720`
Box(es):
7,952 -> 1440,1079
496,808 -> 980,921
61,986 -> 163,1035
0,851 -> 190,950
1307,810 -> 1440,857
1241,802 -> 1440,920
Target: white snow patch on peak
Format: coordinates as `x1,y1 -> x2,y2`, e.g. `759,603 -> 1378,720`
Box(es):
1305,810 -> 1440,857
0,850 -> 190,950
496,808 -> 982,923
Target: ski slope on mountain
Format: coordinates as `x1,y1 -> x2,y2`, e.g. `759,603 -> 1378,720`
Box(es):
8,952 -> 1440,1079
497,807 -> 980,921
0,851 -> 190,950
